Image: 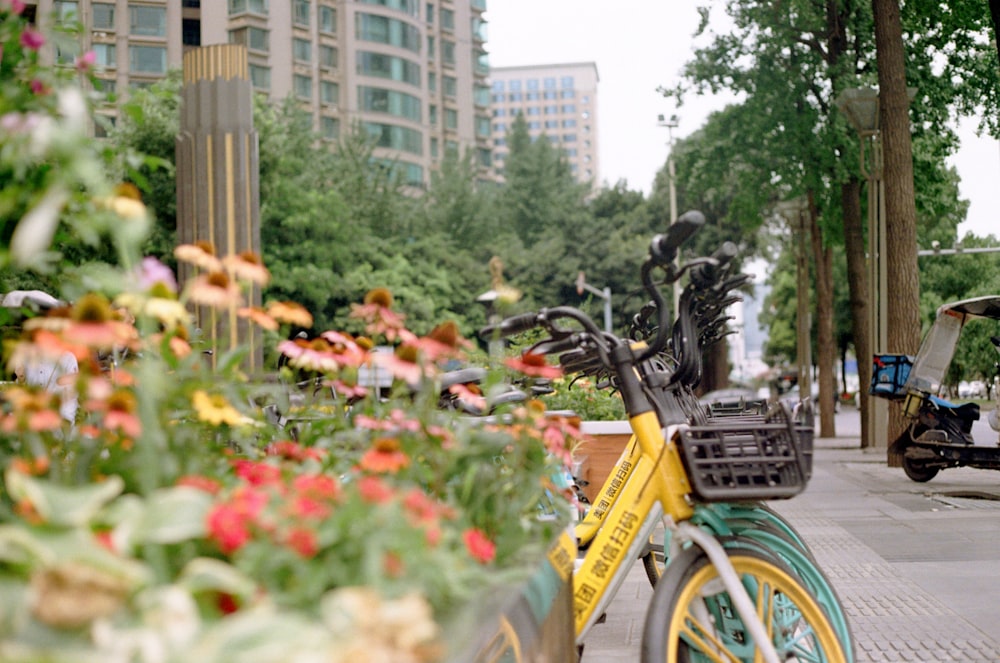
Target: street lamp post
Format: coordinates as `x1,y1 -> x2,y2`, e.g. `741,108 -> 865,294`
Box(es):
575,271 -> 612,333
836,87 -> 888,449
775,197 -> 812,406
658,114 -> 681,317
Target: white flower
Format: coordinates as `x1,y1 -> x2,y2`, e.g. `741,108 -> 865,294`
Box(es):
10,186 -> 67,266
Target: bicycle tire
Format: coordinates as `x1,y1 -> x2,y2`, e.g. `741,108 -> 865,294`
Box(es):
641,536 -> 665,585
641,545 -> 847,663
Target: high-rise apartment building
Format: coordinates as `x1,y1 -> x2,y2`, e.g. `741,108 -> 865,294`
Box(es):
24,0 -> 492,188
488,62 -> 599,185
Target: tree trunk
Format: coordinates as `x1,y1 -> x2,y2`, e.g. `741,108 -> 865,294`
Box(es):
872,0 -> 922,444
990,0 -> 1000,66
841,178 -> 872,448
808,193 -> 837,438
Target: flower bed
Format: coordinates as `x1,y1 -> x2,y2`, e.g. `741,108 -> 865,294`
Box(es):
0,5 -> 579,660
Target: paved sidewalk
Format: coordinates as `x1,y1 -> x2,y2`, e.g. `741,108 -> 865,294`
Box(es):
580,436 -> 1000,662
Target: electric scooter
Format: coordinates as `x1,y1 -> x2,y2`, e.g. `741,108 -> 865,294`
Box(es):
875,296 -> 1000,482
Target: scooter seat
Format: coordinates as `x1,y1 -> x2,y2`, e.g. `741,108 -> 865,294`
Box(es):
928,395 -> 980,421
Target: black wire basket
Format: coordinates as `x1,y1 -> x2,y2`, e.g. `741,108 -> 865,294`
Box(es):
677,403 -> 812,501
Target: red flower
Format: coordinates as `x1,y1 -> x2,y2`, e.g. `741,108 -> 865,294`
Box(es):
463,528 -> 496,564
292,474 -> 340,501
266,440 -> 325,462
290,496 -> 331,520
232,459 -> 282,487
216,592 -> 240,615
206,504 -> 252,554
383,551 -> 404,577
357,475 -> 394,503
285,527 -> 318,558
176,474 -> 222,495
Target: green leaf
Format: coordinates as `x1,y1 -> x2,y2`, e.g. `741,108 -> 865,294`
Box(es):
134,486 -> 212,545
5,469 -> 124,527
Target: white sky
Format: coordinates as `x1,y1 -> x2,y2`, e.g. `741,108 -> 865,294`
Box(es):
484,1 -> 999,240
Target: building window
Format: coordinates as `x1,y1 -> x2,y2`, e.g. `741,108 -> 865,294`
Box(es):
561,89 -> 575,99
362,122 -> 423,155
475,115 -> 490,138
360,0 -> 419,16
442,75 -> 456,98
130,5 -> 166,37
474,84 -> 489,106
562,105 -> 576,114
544,77 -> 556,89
229,27 -> 269,52
229,0 -> 268,15
55,1 -> 78,23
93,43 -> 116,68
526,91 -> 539,101
544,105 -> 557,114
356,13 -> 421,53
562,134 -> 577,143
294,74 -> 312,100
319,5 -> 335,32
319,44 -> 337,68
444,108 -> 457,130
94,77 -> 116,96
428,72 -> 436,92
508,92 -> 521,102
293,38 -> 311,62
477,148 -> 491,168
321,116 -> 340,140
563,119 -> 577,128
492,80 -> 504,92
430,137 -> 438,158
359,86 -> 421,121
356,51 -> 420,87
425,2 -> 433,22
439,7 -> 454,29
250,64 -> 270,90
321,80 -> 339,105
429,104 -> 437,125
92,3 -> 114,30
441,40 -> 455,65
561,75 -> 574,88
526,107 -> 540,116
544,120 -> 558,129
294,0 -> 310,26
426,35 -> 435,59
129,45 -> 166,74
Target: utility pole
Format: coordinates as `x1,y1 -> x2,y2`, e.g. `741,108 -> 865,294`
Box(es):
657,114 -> 680,317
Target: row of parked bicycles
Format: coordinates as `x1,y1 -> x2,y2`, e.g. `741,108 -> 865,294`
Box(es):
480,210 -> 853,662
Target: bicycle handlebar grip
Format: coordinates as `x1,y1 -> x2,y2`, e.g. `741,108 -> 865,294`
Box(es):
690,241 -> 738,288
650,210 -> 705,265
479,312 -> 539,339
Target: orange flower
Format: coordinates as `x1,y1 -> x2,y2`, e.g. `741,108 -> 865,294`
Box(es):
175,242 -> 222,272
284,527 -> 318,558
382,551 -> 405,577
222,251 -> 270,286
505,352 -> 563,379
238,306 -> 279,331
267,301 -> 313,328
358,437 -> 410,474
187,271 -> 243,309
357,475 -> 394,503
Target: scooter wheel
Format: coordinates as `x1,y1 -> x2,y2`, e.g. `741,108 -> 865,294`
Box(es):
902,455 -> 939,482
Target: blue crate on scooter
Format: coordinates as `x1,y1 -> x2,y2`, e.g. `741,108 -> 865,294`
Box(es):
869,354 -> 913,399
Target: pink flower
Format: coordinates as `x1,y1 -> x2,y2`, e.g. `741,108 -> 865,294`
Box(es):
357,475 -> 394,503
232,459 -> 282,487
136,256 -> 178,293
30,79 -> 48,95
75,50 -> 96,73
463,528 -> 496,564
21,28 -> 44,50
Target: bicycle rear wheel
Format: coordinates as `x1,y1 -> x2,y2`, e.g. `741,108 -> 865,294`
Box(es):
641,544 -> 846,663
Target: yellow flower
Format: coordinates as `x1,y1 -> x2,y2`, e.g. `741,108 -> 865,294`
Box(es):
191,390 -> 252,426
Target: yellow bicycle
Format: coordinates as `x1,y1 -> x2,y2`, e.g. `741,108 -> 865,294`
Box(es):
485,211 -> 849,662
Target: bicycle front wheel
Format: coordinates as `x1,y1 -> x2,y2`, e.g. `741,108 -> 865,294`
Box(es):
641,545 -> 846,663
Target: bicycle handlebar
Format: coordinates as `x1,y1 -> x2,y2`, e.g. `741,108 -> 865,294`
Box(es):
650,210 -> 705,267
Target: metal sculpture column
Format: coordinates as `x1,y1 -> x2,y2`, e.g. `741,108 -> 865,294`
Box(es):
176,44 -> 261,370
